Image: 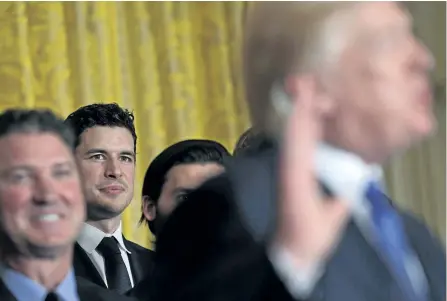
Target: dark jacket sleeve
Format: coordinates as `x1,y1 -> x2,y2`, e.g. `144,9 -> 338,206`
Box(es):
149,174 -> 296,301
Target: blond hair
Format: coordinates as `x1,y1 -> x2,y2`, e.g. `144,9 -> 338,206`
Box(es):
242,2 -> 357,136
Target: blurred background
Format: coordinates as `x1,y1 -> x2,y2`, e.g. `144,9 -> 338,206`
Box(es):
0,1 -> 444,248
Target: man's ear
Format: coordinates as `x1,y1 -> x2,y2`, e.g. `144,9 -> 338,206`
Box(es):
142,195 -> 156,222
284,74 -> 336,117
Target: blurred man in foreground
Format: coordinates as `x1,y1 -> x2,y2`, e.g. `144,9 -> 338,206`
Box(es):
150,2 -> 445,301
0,109 -> 135,301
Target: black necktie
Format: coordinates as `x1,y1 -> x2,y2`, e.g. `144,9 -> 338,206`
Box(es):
45,292 -> 59,301
96,236 -> 132,294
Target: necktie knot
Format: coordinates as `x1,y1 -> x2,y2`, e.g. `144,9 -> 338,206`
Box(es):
97,237 -> 121,256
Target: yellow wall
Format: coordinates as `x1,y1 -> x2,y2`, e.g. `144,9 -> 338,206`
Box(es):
0,2 -> 249,248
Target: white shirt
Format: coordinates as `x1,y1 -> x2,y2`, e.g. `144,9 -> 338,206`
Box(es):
77,222 -> 135,288
269,143 -> 427,298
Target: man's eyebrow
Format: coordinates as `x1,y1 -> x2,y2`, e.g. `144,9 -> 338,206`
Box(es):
52,161 -> 75,169
84,149 -> 135,157
120,151 -> 136,158
0,160 -> 74,175
85,148 -> 107,155
172,188 -> 194,195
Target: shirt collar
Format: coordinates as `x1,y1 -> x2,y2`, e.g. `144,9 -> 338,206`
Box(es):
315,142 -> 383,211
77,222 -> 131,254
0,264 -> 79,301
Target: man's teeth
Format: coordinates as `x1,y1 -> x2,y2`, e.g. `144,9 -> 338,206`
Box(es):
38,214 -> 60,222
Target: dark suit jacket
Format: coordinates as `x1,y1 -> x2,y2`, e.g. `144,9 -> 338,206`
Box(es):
147,149 -> 446,301
74,236 -> 154,290
0,276 -> 138,301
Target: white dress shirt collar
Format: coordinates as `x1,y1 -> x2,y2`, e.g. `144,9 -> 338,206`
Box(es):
314,142 -> 383,213
77,222 -> 131,255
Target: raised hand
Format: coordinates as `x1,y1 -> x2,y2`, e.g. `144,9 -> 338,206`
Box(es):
274,77 -> 351,269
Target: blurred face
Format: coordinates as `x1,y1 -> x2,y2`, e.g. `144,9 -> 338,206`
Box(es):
322,2 -> 435,162
75,126 -> 135,221
0,133 -> 85,259
143,163 -> 224,234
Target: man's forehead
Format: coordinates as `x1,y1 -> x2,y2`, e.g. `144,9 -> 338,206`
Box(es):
354,2 -> 411,31
0,132 -> 74,168
78,126 -> 134,151
166,163 -> 224,187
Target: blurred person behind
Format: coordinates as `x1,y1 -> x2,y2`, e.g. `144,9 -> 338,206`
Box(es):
0,109 -> 136,301
149,2 -> 445,301
140,139 -> 230,237
233,127 -> 275,156
127,139 -> 230,300
65,103 -> 153,295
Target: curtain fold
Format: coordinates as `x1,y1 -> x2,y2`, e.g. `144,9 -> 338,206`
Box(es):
0,1 -> 249,248
0,2 -> 444,249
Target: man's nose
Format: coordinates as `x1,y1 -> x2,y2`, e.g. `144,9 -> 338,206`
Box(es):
104,158 -> 123,179
415,37 -> 435,72
33,176 -> 58,204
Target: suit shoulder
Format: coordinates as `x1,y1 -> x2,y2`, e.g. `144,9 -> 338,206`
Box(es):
401,210 -> 445,263
401,211 -> 443,246
124,239 -> 154,255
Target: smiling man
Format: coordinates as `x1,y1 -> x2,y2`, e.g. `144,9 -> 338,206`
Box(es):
0,109 -> 137,301
65,103 -> 153,295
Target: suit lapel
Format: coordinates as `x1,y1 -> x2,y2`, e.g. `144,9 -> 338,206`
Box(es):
323,220 -> 403,301
0,280 -> 17,301
403,215 -> 445,301
123,237 -> 152,285
73,243 -> 106,288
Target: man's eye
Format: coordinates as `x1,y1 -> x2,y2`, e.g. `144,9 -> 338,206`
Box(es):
90,154 -> 106,160
8,173 -> 31,184
53,169 -> 73,178
175,194 -> 189,204
120,156 -> 133,163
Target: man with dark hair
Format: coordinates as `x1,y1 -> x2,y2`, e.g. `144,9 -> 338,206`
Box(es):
233,127 -> 274,156
65,103 -> 153,294
140,139 -> 230,236
127,139 -> 230,299
0,108 -> 136,301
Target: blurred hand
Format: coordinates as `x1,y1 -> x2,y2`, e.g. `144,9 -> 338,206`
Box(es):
274,77 -> 351,269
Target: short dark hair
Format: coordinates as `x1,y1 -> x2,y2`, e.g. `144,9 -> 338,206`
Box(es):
233,127 -> 274,156
64,103 -> 137,152
140,143 -> 229,232
0,108 -> 75,149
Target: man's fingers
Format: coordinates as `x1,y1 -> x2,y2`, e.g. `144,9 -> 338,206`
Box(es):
325,198 -> 351,231
280,77 -> 322,210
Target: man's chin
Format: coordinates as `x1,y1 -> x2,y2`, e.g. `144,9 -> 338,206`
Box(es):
86,202 -> 125,221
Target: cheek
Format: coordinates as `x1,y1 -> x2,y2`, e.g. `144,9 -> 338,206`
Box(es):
0,189 -> 30,231
59,181 -> 85,211
79,163 -> 101,183
0,188 -> 29,213
157,195 -> 175,215
122,165 -> 135,181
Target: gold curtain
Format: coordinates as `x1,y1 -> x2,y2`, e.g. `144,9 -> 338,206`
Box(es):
0,1 -> 444,250
0,1 -> 249,248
